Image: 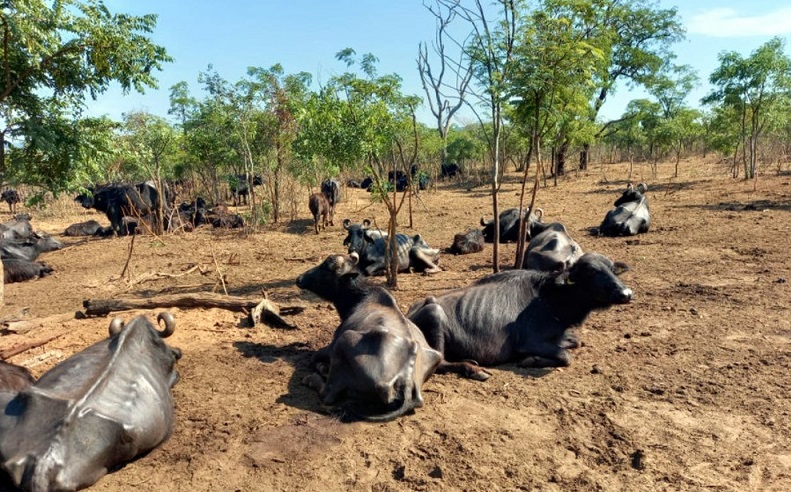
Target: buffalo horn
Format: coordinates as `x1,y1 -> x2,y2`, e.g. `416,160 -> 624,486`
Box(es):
156,312 -> 176,338
109,317 -> 125,336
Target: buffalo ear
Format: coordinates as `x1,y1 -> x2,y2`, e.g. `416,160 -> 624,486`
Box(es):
613,262 -> 630,276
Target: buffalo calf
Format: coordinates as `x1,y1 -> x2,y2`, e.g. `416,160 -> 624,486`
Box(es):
309,193 -> 330,234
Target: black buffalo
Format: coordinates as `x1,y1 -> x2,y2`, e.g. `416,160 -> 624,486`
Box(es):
0,190 -> 20,214
599,183 -> 650,236
407,252 -> 632,380
3,258 -> 54,283
0,214 -> 33,240
481,207 -> 543,243
297,253 -> 441,421
76,182 -> 167,235
0,313 -> 181,491
321,178 -> 341,224
342,219 -> 441,276
0,233 -> 63,261
524,221 -> 584,273
229,174 -> 264,206
0,361 -> 34,394
440,163 -> 462,179
64,219 -> 103,237
450,229 -> 484,255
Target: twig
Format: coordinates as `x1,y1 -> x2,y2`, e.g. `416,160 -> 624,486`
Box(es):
209,242 -> 228,296
119,234 -> 136,280
128,264 -> 200,286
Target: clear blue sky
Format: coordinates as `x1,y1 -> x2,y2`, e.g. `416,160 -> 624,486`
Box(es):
87,1 -> 791,125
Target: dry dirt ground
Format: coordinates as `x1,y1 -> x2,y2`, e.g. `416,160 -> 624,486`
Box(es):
1,157 -> 790,492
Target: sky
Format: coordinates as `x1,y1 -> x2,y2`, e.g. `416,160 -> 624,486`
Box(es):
85,1 -> 791,126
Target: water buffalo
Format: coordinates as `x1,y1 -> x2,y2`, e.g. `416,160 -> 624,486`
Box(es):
0,214 -> 33,240
481,207 -> 543,243
321,178 -> 341,224
309,193 -> 331,234
296,253 -> 441,421
342,219 -> 441,276
64,219 -> 103,237
77,182 -> 166,235
229,174 -> 264,206
0,233 -> 63,261
1,190 -> 20,214
440,163 -> 462,179
524,221 -> 584,273
407,252 -> 632,380
599,183 -> 650,236
2,258 -> 54,283
450,229 -> 485,255
0,313 -> 181,492
0,361 -> 34,394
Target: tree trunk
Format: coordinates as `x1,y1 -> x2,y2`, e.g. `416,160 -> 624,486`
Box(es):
579,142 -> 590,171
555,140 -> 568,176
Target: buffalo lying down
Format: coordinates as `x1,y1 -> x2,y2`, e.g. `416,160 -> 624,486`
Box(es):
297,253 -> 441,421
342,219 -> 441,276
0,313 -> 181,492
599,183 -> 650,236
407,252 -> 632,380
524,221 -> 583,272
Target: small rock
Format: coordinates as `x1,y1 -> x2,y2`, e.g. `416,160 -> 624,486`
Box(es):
776,277 -> 787,284
428,466 -> 443,479
690,307 -> 698,315
393,465 -> 406,481
631,449 -> 646,470
591,365 -> 602,375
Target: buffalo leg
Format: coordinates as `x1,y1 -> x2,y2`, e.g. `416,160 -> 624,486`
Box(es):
517,342 -> 571,368
411,249 -> 442,274
409,303 -> 491,381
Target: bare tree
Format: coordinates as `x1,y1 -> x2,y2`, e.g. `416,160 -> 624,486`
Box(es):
418,1 -> 474,166
435,0 -> 519,272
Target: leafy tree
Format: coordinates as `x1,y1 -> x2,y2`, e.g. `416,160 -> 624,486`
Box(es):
0,0 -> 171,192
116,111 -> 178,233
294,50 -> 422,287
566,0 -> 684,170
703,37 -> 791,179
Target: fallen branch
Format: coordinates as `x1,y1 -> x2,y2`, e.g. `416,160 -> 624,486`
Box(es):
82,293 -> 305,330
2,312 -> 81,335
1,332 -> 67,360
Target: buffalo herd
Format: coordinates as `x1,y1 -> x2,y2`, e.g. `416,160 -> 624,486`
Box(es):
0,179 -> 650,490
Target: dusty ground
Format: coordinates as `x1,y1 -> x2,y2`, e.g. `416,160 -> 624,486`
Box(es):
1,157 -> 790,492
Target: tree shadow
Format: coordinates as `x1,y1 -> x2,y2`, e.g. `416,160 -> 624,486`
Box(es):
680,199 -> 791,212
233,340 -> 324,414
284,218 -> 314,235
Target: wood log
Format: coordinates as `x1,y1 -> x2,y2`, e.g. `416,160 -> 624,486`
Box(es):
2,312 -> 81,335
83,293 -> 263,316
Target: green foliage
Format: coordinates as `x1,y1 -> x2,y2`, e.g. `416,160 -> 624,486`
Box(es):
0,0 -> 171,191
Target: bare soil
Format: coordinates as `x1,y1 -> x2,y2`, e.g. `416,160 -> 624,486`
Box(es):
2,158 -> 791,491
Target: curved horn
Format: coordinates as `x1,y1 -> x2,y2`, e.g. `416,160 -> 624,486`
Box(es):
109,317 -> 125,336
362,219 -> 371,229
626,183 -> 635,191
636,183 -> 647,193
480,217 -> 488,227
533,208 -> 544,220
348,251 -> 360,266
156,312 -> 176,338
342,218 -> 351,230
